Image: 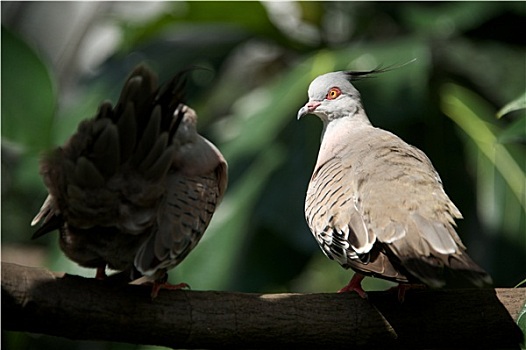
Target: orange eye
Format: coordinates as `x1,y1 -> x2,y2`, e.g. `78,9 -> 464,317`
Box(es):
326,87 -> 341,100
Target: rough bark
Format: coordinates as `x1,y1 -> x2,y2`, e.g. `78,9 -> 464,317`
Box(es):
2,262 -> 524,349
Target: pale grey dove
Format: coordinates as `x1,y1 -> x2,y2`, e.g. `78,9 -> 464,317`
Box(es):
297,69 -> 492,299
31,65 -> 227,297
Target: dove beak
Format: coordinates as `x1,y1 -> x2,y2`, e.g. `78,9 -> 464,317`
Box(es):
297,101 -> 321,120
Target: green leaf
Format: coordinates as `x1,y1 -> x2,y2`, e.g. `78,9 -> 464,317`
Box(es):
440,83 -> 526,234
402,2 -> 501,36
171,144 -> 287,290
498,116 -> 526,144
119,1 -> 292,53
515,278 -> 526,288
1,26 -> 56,153
497,92 -> 526,118
517,300 -> 526,349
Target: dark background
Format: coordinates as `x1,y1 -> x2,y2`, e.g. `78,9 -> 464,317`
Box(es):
2,2 -> 525,349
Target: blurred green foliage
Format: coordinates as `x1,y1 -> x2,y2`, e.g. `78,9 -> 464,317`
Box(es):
2,2 -> 525,349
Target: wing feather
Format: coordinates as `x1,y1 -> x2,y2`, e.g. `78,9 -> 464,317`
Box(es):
306,125 -> 491,286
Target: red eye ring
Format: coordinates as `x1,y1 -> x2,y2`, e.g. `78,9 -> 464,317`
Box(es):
326,87 -> 341,100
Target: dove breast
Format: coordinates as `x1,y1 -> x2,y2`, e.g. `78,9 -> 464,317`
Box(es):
134,106 -> 228,276
305,117 -> 465,284
31,66 -> 228,280
301,70 -> 491,289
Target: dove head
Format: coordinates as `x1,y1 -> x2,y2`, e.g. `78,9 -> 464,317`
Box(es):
297,71 -> 367,123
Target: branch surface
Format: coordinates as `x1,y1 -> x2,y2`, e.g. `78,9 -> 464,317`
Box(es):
2,262 -> 524,349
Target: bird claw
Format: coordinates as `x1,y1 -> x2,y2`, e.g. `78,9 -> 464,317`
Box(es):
338,273 -> 368,299
338,284 -> 368,299
95,266 -> 107,280
150,281 -> 191,299
388,283 -> 426,302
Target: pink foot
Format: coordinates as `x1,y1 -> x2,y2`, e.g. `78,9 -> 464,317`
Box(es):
151,281 -> 190,299
388,283 -> 426,302
95,266 -> 107,280
338,273 -> 367,299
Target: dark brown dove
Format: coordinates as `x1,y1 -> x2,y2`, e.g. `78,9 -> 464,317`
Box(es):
31,65 -> 227,297
297,69 -> 492,300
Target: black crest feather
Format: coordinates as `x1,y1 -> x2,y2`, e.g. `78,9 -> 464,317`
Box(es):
344,58 -> 417,81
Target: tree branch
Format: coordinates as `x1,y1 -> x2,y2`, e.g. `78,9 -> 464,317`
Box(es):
2,262 -> 524,349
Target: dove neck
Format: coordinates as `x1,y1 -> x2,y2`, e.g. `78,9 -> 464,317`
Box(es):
320,108 -> 372,143
314,109 -> 373,179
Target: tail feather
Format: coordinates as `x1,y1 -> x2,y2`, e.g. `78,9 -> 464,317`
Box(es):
31,214 -> 64,240
402,253 -> 492,288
